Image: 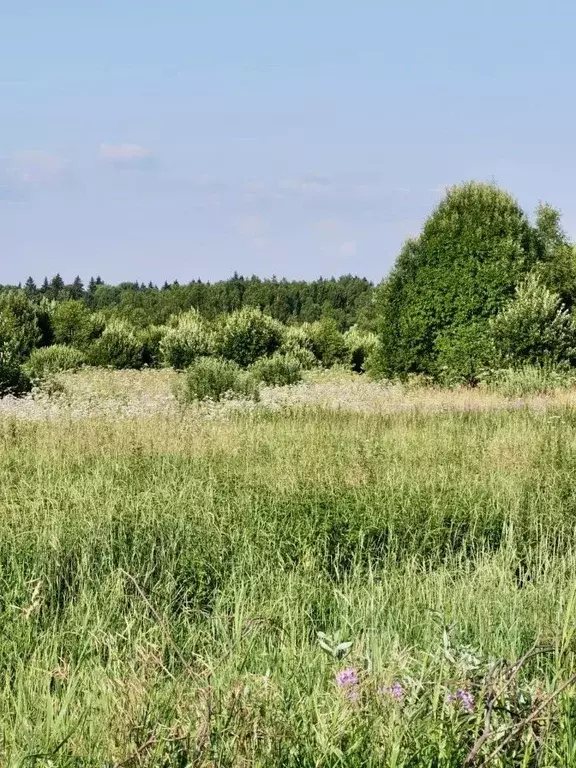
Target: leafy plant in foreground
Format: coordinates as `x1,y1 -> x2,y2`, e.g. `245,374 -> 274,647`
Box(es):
317,630 -> 353,660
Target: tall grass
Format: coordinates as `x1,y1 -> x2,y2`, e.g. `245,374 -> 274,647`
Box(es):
1,404 -> 576,764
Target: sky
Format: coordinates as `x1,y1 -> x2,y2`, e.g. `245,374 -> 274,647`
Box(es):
1,0 -> 576,286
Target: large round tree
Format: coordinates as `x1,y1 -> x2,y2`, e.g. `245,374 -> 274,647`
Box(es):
374,182 -> 537,377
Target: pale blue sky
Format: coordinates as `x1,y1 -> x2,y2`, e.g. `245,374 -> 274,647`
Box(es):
1,0 -> 575,284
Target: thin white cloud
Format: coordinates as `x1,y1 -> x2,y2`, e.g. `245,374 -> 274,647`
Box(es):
100,143 -> 153,168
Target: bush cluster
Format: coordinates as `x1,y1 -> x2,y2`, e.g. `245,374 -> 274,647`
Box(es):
159,310 -> 211,369
343,326 -> 380,373
251,352 -> 303,387
174,357 -> 260,403
0,296 -> 348,400
88,321 -> 145,369
214,307 -> 285,366
24,345 -> 86,381
0,341 -> 31,397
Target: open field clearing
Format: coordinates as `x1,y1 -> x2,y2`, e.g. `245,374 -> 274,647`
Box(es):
0,372 -> 576,764
3,367 -> 576,421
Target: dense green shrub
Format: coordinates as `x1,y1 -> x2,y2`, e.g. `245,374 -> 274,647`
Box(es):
174,357 -> 260,403
533,203 -> 576,309
0,306 -> 35,396
283,345 -> 317,370
140,325 -> 168,367
282,324 -> 313,351
281,319 -> 347,368
306,318 -> 347,367
51,300 -> 100,349
281,325 -> 317,368
34,297 -> 56,348
343,326 -> 379,372
0,343 -> 31,396
0,291 -> 42,360
160,311 -> 213,369
23,345 -> 86,381
251,352 -> 303,386
490,273 -> 576,367
214,307 -> 284,366
434,321 -> 496,386
89,321 -> 145,369
373,182 -> 537,377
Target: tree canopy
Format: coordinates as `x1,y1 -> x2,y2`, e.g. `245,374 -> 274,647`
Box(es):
374,182 -> 539,376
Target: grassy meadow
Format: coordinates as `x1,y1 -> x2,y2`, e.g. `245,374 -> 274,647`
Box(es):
2,371 -> 576,765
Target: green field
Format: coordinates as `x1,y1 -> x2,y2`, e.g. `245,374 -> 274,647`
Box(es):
3,372 -> 576,766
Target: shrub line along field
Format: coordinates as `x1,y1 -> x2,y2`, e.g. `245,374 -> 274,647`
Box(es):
0,370 -> 576,765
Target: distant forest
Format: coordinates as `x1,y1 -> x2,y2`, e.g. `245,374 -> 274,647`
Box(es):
11,273 -> 375,330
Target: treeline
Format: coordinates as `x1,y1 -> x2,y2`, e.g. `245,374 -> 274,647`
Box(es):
11,274 -> 374,330
0,288 -> 379,396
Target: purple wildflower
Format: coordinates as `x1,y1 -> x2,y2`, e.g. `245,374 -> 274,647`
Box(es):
457,688 -> 474,713
377,681 -> 404,700
447,688 -> 474,712
336,667 -> 359,688
390,681 -> 404,700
